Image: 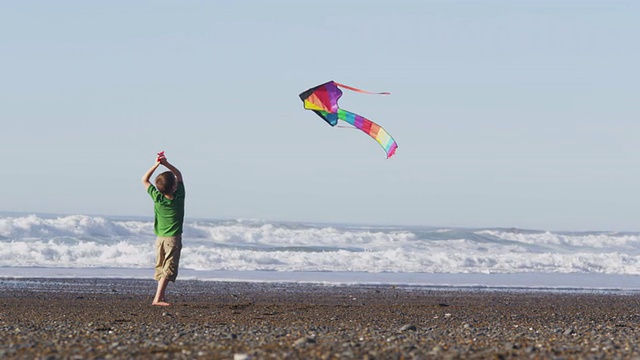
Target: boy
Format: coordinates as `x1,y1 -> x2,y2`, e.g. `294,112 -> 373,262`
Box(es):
141,152 -> 185,306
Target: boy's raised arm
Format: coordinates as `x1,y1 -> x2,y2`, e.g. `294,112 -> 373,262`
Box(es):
142,161 -> 161,189
160,159 -> 183,183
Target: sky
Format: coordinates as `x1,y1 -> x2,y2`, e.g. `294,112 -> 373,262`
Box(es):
1,1 -> 638,231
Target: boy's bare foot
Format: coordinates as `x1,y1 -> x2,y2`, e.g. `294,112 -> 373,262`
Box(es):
152,301 -> 171,306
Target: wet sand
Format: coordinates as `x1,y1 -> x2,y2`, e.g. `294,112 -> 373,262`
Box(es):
1,278 -> 640,359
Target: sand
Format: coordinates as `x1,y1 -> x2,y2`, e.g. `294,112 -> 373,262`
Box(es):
2,278 -> 640,359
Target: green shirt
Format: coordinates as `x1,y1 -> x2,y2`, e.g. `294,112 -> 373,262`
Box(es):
148,182 -> 185,237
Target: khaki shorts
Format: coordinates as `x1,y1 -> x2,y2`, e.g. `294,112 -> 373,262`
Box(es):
154,235 -> 182,282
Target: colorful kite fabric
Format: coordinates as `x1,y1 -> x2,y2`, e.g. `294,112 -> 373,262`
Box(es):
299,81 -> 398,158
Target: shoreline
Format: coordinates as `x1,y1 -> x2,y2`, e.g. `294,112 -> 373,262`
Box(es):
2,268 -> 639,293
2,278 -> 640,359
1,276 -> 640,296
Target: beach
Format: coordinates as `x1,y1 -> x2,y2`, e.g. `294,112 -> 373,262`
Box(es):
2,279 -> 640,359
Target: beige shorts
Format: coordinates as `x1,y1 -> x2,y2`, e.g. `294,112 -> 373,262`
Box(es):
154,235 -> 182,282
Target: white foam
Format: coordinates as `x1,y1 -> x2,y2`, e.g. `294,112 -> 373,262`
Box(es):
1,214 -> 640,278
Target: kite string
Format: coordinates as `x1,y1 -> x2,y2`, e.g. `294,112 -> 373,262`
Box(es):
334,82 -> 390,95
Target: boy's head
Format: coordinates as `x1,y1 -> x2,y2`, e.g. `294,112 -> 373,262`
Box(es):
155,171 -> 177,195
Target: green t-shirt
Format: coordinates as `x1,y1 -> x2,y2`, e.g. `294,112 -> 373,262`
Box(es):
148,181 -> 185,237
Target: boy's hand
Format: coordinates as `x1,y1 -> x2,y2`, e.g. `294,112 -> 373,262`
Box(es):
156,151 -> 166,164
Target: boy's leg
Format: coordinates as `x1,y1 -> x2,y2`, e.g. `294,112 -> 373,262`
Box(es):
152,235 -> 181,306
153,277 -> 171,306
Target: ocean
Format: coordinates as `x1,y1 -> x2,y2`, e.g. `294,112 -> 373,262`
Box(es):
1,213 -> 639,291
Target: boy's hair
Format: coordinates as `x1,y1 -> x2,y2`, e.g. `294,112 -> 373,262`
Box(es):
155,171 -> 176,195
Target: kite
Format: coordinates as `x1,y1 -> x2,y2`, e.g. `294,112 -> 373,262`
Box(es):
299,81 -> 398,158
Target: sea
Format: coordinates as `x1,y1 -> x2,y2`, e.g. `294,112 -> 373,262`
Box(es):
1,212 -> 639,292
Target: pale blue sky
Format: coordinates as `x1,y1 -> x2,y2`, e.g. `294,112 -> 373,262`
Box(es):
1,1 -> 638,231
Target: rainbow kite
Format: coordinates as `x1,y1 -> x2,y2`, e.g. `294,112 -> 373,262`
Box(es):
299,81 -> 398,158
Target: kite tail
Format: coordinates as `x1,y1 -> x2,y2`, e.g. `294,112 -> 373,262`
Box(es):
334,82 -> 391,95
336,109 -> 398,158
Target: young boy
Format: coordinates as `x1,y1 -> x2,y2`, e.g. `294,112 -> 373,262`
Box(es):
141,152 -> 185,306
